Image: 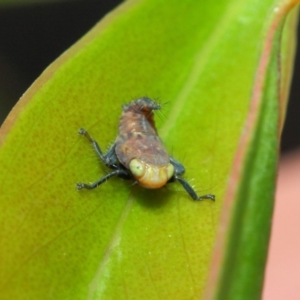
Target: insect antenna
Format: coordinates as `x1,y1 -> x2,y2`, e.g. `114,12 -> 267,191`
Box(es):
155,109 -> 166,123
160,100 -> 170,109
155,100 -> 170,122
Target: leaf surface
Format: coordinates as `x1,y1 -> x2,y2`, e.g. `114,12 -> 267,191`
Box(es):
0,0 -> 298,299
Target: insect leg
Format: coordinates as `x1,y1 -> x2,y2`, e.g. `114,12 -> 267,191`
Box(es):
102,144 -> 118,167
170,156 -> 185,176
174,175 -> 215,201
78,128 -> 118,168
76,168 -> 130,190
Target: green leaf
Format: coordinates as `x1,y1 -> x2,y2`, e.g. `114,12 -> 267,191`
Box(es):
0,0 -> 298,299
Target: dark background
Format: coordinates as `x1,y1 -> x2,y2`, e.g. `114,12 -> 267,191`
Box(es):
0,0 -> 299,153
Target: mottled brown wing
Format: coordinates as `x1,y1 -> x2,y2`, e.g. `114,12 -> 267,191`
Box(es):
115,134 -> 169,168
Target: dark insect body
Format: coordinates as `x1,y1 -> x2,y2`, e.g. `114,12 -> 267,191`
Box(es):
77,97 -> 215,201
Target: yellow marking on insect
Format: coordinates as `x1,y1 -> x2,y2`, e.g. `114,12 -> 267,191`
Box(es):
129,159 -> 174,189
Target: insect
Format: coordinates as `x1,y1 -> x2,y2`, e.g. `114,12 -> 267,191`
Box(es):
77,97 -> 215,201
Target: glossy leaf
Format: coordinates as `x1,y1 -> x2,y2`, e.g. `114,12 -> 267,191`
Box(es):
0,0 -> 298,299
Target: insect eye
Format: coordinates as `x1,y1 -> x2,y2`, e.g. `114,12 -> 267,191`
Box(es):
129,159 -> 145,177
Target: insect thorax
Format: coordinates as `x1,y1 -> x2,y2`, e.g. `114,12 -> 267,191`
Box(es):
115,106 -> 169,168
